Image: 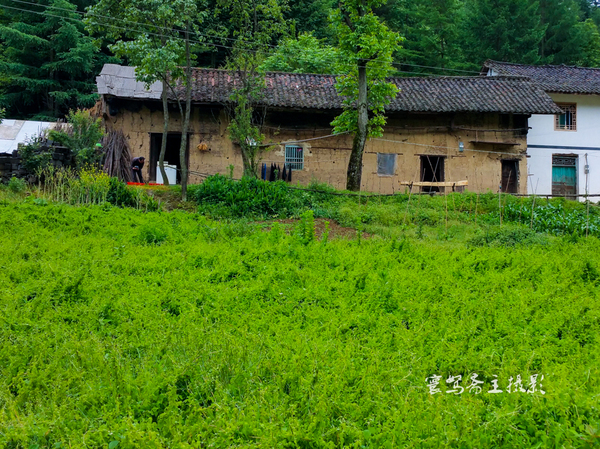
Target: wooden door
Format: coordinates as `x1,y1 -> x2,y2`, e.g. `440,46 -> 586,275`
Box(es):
552,155 -> 577,197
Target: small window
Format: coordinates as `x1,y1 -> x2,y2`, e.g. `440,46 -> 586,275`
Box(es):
555,103 -> 576,131
285,145 -> 304,170
377,153 -> 396,176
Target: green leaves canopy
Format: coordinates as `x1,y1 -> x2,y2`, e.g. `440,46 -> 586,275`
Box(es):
0,0 -> 111,119
330,0 -> 401,138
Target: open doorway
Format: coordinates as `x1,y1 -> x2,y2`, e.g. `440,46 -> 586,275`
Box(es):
501,160 -> 519,194
149,133 -> 189,184
420,155 -> 445,193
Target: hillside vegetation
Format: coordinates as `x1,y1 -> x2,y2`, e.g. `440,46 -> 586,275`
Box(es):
1,183 -> 600,447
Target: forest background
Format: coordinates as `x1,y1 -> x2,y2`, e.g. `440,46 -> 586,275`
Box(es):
1,0 -> 600,121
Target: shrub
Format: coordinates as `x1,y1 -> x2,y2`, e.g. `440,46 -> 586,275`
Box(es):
138,223 -> 169,245
49,110 -> 104,170
8,176 -> 26,193
502,202 -> 600,237
194,174 -> 308,218
18,129 -> 57,173
468,226 -> 548,247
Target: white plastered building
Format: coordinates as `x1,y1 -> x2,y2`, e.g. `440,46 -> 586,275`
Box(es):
483,60 -> 600,200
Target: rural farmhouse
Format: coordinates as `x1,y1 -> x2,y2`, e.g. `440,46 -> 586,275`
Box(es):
97,64 -> 561,194
483,60 -> 600,199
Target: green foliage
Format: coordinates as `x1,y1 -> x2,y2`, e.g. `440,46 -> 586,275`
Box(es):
17,133 -> 54,173
297,209 -> 316,244
468,226 -> 549,247
286,0 -> 335,39
48,110 -> 104,169
575,18 -> 600,66
8,176 -> 27,193
380,0 -> 466,75
0,0 -> 112,119
194,174 -> 307,218
330,0 -> 402,138
461,0 -> 546,65
501,201 -> 600,237
0,107 -> 4,123
35,167 -> 159,210
1,200 -> 600,447
260,32 -> 343,74
138,222 -> 170,245
218,0 -> 289,177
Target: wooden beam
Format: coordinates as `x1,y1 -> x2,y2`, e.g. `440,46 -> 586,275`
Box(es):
400,180 -> 468,187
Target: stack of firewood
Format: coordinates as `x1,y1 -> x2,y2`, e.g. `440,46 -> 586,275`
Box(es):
102,130 -> 132,182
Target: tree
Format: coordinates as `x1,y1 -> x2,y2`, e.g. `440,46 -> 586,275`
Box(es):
330,0 -> 401,191
87,0 -> 206,200
378,0 -> 468,75
461,0 -> 545,66
539,0 -> 586,64
287,0 -> 336,39
260,32 -> 343,74
576,18 -> 600,65
0,0 -> 112,119
217,0 -> 289,177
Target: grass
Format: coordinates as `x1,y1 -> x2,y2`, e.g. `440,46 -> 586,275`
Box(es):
1,187 -> 600,447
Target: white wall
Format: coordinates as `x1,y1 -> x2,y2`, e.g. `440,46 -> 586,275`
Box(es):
527,93 -> 600,199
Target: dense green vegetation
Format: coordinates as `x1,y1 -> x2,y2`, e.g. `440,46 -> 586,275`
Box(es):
1,180 -> 600,447
2,0 -> 600,119
192,174 -> 600,240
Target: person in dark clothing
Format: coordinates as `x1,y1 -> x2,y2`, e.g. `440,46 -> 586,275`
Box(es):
131,156 -> 145,183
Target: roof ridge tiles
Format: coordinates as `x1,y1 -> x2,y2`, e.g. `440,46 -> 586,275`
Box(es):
97,64 -> 562,115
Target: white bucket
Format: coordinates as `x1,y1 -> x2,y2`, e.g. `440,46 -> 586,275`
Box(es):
156,164 -> 177,184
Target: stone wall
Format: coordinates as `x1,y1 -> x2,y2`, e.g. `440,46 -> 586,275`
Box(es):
0,147 -> 71,183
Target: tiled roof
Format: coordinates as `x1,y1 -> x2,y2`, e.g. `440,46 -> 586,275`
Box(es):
482,60 -> 600,95
97,64 -> 562,115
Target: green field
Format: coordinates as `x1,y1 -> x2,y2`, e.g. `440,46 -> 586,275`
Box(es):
1,188 -> 600,448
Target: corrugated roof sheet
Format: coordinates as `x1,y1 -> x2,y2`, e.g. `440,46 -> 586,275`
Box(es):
483,60 -> 600,95
0,120 -> 57,154
97,64 -> 562,114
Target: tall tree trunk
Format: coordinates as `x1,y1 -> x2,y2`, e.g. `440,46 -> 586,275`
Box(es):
346,63 -> 368,191
180,23 -> 192,201
159,78 -> 170,186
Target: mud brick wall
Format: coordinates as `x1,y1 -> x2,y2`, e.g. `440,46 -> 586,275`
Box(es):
106,100 -> 530,195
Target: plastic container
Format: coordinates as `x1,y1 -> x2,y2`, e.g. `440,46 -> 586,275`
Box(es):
156,164 -> 177,184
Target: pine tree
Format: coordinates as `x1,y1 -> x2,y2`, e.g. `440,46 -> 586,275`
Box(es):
539,0 -> 586,64
0,0 -> 113,119
461,0 -> 545,66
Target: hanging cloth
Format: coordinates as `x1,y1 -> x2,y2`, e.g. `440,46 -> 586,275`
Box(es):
282,165 -> 287,182
269,163 -> 276,182
288,165 -> 292,182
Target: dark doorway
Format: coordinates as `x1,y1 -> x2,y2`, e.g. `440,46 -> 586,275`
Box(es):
552,154 -> 577,197
149,133 -> 190,183
420,155 -> 445,193
501,160 -> 519,194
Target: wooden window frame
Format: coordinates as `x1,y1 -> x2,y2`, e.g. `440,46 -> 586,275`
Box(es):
554,103 -> 577,131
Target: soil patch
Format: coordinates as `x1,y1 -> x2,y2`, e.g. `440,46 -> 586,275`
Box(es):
259,218 -> 370,240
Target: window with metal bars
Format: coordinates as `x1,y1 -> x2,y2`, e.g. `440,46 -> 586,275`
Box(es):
285,145 -> 304,170
555,103 -> 577,131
